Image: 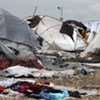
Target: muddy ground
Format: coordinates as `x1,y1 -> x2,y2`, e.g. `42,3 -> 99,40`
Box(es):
0,65 -> 100,100
37,69 -> 100,100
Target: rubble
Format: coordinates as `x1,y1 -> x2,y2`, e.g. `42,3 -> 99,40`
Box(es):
0,8 -> 99,100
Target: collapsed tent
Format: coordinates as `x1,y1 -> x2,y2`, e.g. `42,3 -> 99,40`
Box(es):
80,21 -> 100,58
26,15 -> 89,51
60,20 -> 89,41
0,8 -> 46,70
0,8 -> 40,59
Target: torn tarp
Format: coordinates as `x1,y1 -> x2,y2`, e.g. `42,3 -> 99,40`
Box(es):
1,65 -> 95,78
0,41 -> 16,60
0,8 -> 39,49
1,65 -> 75,78
26,15 -> 88,51
60,20 -> 89,41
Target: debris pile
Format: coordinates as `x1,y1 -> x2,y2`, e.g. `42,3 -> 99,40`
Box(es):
0,8 -> 99,100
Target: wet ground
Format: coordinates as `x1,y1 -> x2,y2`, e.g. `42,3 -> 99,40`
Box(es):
0,56 -> 100,100
37,69 -> 100,100
0,69 -> 100,100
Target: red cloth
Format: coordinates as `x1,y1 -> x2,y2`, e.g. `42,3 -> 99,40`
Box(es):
11,82 -> 42,94
0,86 -> 6,92
12,57 -> 45,69
0,57 -> 46,70
17,85 -> 30,93
11,82 -> 51,94
0,57 -> 10,70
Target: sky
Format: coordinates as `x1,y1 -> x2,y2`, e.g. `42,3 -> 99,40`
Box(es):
0,0 -> 100,21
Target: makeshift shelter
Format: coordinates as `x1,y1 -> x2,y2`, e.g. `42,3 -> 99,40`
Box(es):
0,8 -> 46,70
26,15 -> 88,51
80,21 -> 100,58
60,20 -> 89,41
0,8 -> 40,59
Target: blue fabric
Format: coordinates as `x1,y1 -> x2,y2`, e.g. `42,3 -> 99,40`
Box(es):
30,93 -> 41,97
11,84 -> 22,90
40,90 -> 69,100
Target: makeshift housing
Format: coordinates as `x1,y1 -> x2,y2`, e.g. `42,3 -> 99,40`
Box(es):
0,8 -> 40,59
26,15 -> 89,51
80,21 -> 100,58
0,8 -> 45,70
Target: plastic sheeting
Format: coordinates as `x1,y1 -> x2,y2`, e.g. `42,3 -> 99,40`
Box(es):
29,15 -> 87,51
80,21 -> 100,57
0,8 -> 39,49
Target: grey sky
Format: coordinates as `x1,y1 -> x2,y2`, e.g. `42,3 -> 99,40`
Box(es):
0,0 -> 100,21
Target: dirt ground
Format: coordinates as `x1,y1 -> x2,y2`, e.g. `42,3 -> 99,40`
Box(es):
37,69 -> 100,100
0,67 -> 100,100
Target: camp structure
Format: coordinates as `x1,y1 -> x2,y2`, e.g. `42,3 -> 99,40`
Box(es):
80,21 -> 100,58
26,15 -> 89,52
0,8 -> 47,70
0,8 -> 40,60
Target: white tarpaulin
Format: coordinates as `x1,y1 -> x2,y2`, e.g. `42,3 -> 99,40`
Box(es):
81,21 -> 100,57
28,15 -> 87,51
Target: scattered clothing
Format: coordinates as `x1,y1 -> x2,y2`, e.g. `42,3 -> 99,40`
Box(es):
0,79 -> 98,100
0,86 -> 5,92
0,78 -> 15,87
8,81 -> 69,99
